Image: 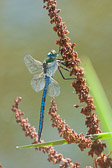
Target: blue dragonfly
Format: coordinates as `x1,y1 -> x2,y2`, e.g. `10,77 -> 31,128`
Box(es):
24,50 -> 74,141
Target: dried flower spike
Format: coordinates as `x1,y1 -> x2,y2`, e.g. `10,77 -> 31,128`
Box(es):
43,0 -> 112,167
11,97 -> 78,167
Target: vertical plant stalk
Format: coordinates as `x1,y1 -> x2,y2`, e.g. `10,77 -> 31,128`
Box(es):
43,0 -> 112,167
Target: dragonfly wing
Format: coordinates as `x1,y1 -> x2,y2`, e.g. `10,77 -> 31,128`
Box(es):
48,77 -> 60,97
31,73 -> 45,92
24,55 -> 43,74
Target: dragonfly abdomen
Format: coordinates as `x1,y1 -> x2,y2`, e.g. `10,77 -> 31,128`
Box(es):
38,76 -> 51,141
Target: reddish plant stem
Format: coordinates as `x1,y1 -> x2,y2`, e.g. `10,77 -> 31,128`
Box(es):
43,0 -> 112,167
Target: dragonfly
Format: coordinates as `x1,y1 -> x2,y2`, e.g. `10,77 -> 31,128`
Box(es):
24,49 -> 74,141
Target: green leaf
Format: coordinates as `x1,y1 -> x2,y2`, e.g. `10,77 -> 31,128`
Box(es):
81,56 -> 112,148
16,139 -> 68,149
16,132 -> 112,149
87,132 -> 112,140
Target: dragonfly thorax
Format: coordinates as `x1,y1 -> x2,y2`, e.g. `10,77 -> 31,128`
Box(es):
43,58 -> 58,77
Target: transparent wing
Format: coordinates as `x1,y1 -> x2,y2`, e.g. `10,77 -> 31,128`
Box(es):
48,77 -> 60,97
31,73 -> 45,92
24,55 -> 43,74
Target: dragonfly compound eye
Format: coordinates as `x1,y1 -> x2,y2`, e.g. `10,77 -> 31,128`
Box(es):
47,49 -> 57,58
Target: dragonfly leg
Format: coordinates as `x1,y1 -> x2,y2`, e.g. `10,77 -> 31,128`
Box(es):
57,60 -> 67,68
58,66 -> 76,80
59,65 -> 70,72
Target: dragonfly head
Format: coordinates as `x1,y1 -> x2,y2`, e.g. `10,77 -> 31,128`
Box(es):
47,49 -> 58,58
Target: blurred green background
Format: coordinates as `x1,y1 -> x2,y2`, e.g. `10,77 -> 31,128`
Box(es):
0,0 -> 112,167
